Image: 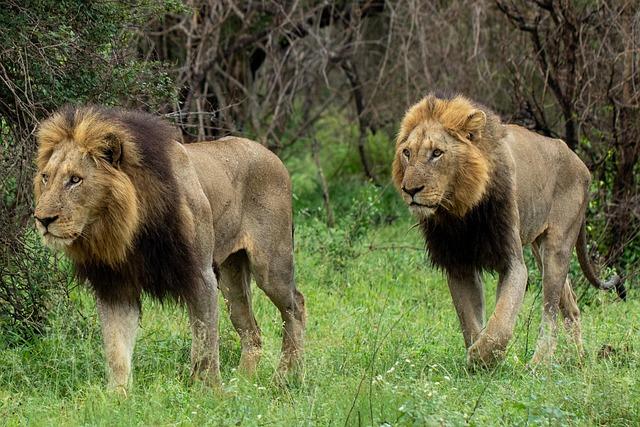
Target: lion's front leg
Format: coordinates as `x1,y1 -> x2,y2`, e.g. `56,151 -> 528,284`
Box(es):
186,267 -> 221,386
467,256 -> 527,368
447,269 -> 485,348
96,295 -> 140,394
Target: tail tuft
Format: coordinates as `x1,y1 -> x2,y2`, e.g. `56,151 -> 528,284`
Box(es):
576,221 -> 626,301
607,275 -> 627,301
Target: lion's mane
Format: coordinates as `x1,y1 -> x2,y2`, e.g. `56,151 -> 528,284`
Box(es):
36,106 -> 198,303
394,94 -> 517,275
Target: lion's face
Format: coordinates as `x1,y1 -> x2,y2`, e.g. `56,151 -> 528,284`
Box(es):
394,123 -> 468,217
392,96 -> 493,219
34,141 -> 109,250
33,107 -> 143,266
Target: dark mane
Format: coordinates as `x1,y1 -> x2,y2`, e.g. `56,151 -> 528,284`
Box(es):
75,108 -> 198,304
421,166 -> 516,276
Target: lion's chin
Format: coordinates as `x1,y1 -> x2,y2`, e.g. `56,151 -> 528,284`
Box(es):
41,232 -> 77,251
408,203 -> 437,219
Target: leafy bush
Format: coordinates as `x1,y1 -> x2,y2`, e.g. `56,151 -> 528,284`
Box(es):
0,228 -> 72,348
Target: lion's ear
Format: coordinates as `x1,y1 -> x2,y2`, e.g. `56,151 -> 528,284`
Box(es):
104,133 -> 123,166
463,110 -> 486,141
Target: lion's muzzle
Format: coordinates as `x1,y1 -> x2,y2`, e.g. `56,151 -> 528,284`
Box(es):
400,182 -> 441,215
34,214 -> 59,230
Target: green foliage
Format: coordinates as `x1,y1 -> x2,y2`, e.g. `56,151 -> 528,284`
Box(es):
287,111 -> 400,214
0,230 -> 72,349
295,182 -> 386,274
285,111 -> 404,273
0,0 -> 180,110
585,163 -> 640,275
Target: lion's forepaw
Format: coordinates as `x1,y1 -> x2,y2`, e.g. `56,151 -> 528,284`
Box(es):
238,350 -> 262,377
273,357 -> 304,389
466,336 -> 505,369
107,383 -> 129,399
528,350 -> 552,370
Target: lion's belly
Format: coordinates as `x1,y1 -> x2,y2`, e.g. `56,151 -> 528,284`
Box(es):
516,201 -> 551,245
514,174 -> 557,244
199,183 -> 246,266
211,216 -> 245,265
175,142 -> 244,266
184,138 -> 293,269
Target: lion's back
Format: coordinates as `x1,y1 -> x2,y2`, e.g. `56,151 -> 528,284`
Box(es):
505,124 -> 590,191
186,137 -> 288,185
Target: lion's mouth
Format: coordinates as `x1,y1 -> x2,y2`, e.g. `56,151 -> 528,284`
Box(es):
408,201 -> 439,218
46,231 -> 75,239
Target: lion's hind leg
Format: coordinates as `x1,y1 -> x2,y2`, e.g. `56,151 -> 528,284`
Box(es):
249,248 -> 305,381
530,188 -> 587,367
530,234 -> 580,366
531,242 -> 583,356
218,251 -> 263,376
559,277 -> 584,358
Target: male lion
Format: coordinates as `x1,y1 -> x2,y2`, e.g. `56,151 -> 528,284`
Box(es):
34,106 -> 305,391
392,94 -> 624,367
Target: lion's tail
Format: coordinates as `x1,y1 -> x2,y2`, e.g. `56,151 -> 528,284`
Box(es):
576,220 -> 626,300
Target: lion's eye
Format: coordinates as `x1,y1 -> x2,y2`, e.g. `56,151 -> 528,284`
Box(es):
432,149 -> 443,158
402,148 -> 411,158
69,175 -> 82,185
41,174 -> 48,184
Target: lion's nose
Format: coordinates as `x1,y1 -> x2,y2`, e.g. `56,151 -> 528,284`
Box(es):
35,215 -> 59,228
402,185 -> 425,197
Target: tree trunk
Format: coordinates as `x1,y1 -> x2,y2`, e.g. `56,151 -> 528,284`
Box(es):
312,137 -> 335,228
341,60 -> 379,185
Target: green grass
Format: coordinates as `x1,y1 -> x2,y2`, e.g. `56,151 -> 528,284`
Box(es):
1,187 -> 639,426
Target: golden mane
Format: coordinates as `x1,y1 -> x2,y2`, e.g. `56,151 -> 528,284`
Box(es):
36,106 -> 197,303
37,107 -> 141,171
36,107 -> 141,267
396,94 -> 495,147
